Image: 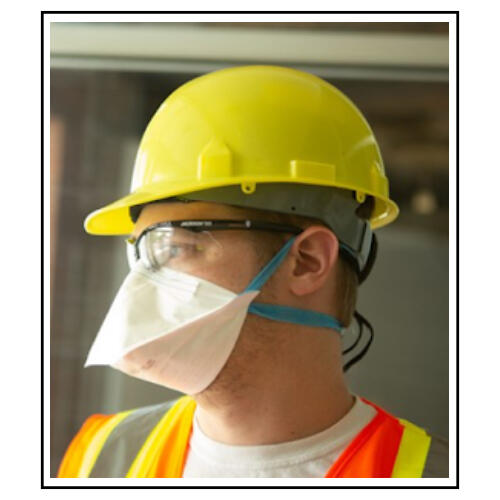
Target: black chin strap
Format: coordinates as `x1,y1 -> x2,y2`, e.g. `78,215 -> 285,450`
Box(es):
358,232 -> 378,285
342,311 -> 374,372
341,318 -> 363,356
340,232 -> 377,371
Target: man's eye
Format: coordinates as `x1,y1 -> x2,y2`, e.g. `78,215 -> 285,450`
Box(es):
167,244 -> 183,258
160,243 -> 200,263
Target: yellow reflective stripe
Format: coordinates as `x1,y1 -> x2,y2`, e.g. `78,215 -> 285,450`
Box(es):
163,397 -> 196,478
391,418 -> 432,478
126,396 -> 196,478
77,410 -> 134,478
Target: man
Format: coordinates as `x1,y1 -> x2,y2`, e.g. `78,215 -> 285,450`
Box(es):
58,65 -> 448,478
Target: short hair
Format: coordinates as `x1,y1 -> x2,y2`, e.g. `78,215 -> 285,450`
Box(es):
221,196 -> 375,327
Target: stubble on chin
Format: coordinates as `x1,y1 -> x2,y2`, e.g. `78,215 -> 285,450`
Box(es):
192,315 -> 283,409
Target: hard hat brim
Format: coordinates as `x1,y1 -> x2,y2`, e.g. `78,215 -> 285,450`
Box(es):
84,178 -> 399,235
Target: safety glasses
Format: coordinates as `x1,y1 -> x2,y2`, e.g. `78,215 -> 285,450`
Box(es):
126,219 -> 303,271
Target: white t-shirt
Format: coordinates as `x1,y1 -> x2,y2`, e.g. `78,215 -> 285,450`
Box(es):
182,395 -> 376,478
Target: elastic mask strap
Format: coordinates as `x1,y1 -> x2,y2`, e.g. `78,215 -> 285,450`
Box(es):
244,237 -> 296,292
248,303 -> 343,330
243,237 -> 343,332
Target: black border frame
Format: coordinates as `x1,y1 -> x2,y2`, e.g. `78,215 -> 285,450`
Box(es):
42,10 -> 459,489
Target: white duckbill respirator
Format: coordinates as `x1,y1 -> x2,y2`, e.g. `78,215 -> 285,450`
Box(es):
85,227 -> 343,395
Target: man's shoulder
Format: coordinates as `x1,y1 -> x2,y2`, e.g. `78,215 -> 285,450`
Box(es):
361,399 -> 449,478
83,398 -> 180,478
393,416 -> 449,478
396,416 -> 449,478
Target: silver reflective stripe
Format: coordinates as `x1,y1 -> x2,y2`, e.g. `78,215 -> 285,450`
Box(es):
89,400 -> 175,478
421,434 -> 449,478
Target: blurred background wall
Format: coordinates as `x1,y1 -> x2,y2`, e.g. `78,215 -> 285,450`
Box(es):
50,21 -> 449,477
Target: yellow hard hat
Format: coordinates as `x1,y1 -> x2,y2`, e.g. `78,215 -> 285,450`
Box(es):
84,65 -> 398,236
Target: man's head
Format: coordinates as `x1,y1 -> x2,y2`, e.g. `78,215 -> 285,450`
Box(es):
129,195 -> 375,396
130,199 -> 352,398
84,66 -> 397,396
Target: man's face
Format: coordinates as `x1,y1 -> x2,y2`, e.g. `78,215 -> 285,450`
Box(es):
131,201 -> 271,294
131,200 -> 342,400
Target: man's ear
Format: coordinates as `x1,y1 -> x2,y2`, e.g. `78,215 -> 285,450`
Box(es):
288,226 -> 339,297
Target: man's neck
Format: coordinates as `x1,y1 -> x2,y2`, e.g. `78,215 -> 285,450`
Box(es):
193,324 -> 353,446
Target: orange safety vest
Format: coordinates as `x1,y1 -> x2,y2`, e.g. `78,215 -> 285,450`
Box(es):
58,396 -> 431,478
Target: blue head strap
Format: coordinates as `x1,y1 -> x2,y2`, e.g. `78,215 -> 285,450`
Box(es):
242,237 -> 343,332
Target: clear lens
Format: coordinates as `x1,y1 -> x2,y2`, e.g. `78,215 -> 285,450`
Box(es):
134,227 -> 224,272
